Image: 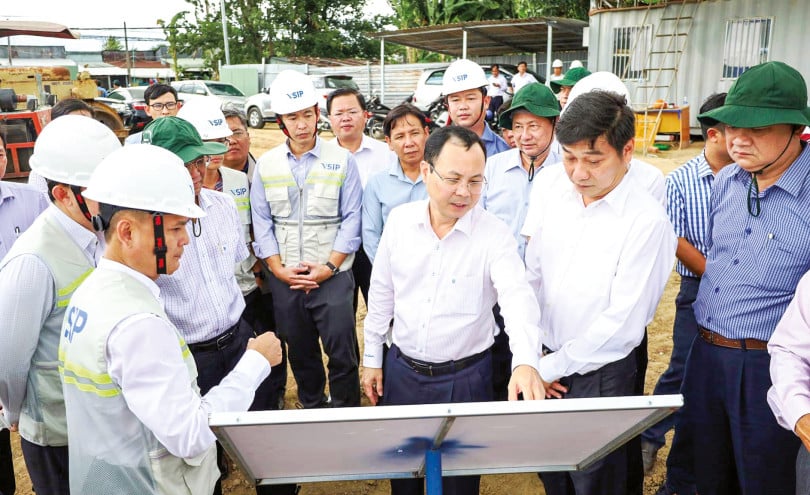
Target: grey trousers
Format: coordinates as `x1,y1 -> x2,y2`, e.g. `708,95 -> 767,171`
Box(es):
798,446 -> 810,495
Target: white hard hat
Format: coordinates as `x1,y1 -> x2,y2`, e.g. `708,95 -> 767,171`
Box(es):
270,70 -> 319,115
177,98 -> 233,141
552,59 -> 564,68
29,115 -> 121,187
562,71 -> 632,116
442,59 -> 489,96
569,60 -> 584,69
83,144 -> 206,219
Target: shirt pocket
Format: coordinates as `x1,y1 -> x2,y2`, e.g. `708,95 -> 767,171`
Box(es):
756,236 -> 810,292
438,274 -> 482,316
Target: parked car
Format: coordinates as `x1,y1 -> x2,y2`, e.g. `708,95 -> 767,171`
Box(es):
243,74 -> 361,129
96,86 -> 150,135
171,80 -> 246,108
244,88 -> 275,129
410,64 -> 545,111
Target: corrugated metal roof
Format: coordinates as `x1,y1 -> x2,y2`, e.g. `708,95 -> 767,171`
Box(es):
370,17 -> 588,57
0,21 -> 78,40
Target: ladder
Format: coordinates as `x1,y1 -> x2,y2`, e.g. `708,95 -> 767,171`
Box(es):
629,0 -> 701,152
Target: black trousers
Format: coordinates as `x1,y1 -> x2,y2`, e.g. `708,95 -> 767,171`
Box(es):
267,270 -> 360,408
352,244 -> 372,311
626,330 -> 648,495
491,304 -> 512,401
539,350 -> 637,495
384,345 -> 493,495
0,429 -> 14,495
19,438 -> 69,495
242,288 -> 288,411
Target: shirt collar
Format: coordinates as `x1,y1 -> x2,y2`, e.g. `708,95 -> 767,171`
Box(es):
98,258 -> 162,303
388,159 -> 424,184
695,150 -> 714,179
416,199 -> 475,238
0,182 -> 14,204
481,125 -> 498,144
48,204 -> 102,262
284,136 -> 322,160
563,171 -> 633,214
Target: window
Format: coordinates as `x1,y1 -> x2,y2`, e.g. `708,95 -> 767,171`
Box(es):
612,25 -> 651,80
722,17 -> 772,79
425,70 -> 445,86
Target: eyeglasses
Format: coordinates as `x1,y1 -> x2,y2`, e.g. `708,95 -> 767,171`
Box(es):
430,164 -> 486,195
206,137 -> 229,144
331,110 -> 363,119
149,101 -> 178,111
185,156 -> 210,171
229,129 -> 248,139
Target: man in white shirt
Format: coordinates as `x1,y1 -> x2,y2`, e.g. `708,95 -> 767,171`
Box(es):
510,61 -> 539,95
327,87 -> 395,309
59,144 -> 281,495
362,126 -> 545,495
487,64 -> 509,123
523,91 -> 676,495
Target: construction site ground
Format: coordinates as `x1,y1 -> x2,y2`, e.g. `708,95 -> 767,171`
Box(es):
8,125 -> 703,494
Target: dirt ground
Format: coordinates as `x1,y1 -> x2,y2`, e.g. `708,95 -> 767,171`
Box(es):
7,126 -> 702,494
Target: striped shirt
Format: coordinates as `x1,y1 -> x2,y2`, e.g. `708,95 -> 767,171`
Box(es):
694,143 -> 810,341
666,150 -> 715,277
156,189 -> 249,343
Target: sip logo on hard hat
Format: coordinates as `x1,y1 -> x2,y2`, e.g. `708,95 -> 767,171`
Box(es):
287,90 -> 304,99
208,118 -> 224,126
453,74 -> 468,82
63,306 -> 88,343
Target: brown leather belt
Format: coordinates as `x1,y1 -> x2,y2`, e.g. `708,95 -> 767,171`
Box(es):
699,326 -> 768,351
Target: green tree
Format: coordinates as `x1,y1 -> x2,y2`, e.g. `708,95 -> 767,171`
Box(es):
102,36 -> 123,51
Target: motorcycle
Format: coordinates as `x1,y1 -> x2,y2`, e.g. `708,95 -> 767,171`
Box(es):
317,112 -> 331,134
364,94 -> 390,140
425,95 -> 449,131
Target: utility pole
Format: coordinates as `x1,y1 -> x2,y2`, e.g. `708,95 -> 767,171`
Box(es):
124,22 -> 131,83
220,0 -> 230,66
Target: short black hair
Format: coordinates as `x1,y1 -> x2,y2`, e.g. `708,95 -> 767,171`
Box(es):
424,126 -> 485,165
222,106 -> 248,129
698,93 -> 727,140
326,88 -> 366,115
144,84 -> 178,105
51,99 -> 94,120
517,61 -> 527,68
491,64 -> 500,70
383,103 -> 427,138
556,90 -> 635,157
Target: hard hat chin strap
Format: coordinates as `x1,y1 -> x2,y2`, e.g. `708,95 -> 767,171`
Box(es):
69,186 -> 93,222
152,213 -> 168,275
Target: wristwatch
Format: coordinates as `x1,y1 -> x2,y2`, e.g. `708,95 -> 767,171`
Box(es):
325,261 -> 339,277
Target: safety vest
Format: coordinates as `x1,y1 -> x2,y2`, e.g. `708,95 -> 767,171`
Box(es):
221,167 -> 258,295
0,211 -> 94,446
258,140 -> 355,270
59,267 -> 218,495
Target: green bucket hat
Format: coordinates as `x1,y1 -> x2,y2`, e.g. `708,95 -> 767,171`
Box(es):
550,67 -> 592,94
142,117 -> 228,163
698,61 -> 810,128
499,83 -> 560,130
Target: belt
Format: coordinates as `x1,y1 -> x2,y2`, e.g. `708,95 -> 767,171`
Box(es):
698,326 -> 767,351
188,322 -> 240,353
397,346 -> 490,377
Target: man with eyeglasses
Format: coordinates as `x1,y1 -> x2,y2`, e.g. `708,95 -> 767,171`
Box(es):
125,84 -> 181,145
222,108 -> 257,181
362,125 -> 545,495
141,116 -> 260,495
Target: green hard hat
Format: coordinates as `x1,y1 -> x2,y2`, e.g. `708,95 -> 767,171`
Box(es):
550,67 -> 592,94
698,61 -> 810,128
499,83 -> 560,130
142,116 -> 227,164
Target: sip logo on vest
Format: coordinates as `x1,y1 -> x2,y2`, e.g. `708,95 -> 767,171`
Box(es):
63,306 -> 88,343
286,90 -> 304,100
321,163 -> 341,171
230,187 -> 248,196
453,74 -> 468,82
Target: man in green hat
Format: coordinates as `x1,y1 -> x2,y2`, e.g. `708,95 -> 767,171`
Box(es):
549,66 -> 591,108
142,117 -> 289,495
677,61 -> 810,495
479,82 -> 560,401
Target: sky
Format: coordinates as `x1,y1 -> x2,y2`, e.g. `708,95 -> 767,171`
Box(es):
2,0 -> 394,51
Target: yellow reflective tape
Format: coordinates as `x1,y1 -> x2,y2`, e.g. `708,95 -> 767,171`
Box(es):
61,374 -> 120,398
58,351 -> 114,386
261,174 -> 296,188
57,268 -> 94,298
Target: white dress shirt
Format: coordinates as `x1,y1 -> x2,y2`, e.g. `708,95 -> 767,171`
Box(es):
363,200 -> 542,370
521,160 -> 665,238
523,170 -> 676,382
157,189 -> 249,343
336,134 -> 396,188
102,259 -> 270,459
0,206 -> 102,426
